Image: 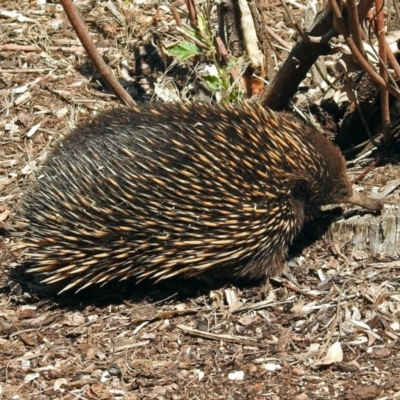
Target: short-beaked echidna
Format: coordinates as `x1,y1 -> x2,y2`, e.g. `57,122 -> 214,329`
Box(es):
15,103 -> 382,292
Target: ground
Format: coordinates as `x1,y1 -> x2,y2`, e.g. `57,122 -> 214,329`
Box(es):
1,1 -> 400,399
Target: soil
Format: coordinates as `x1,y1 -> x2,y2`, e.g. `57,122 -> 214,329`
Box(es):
1,1 -> 400,399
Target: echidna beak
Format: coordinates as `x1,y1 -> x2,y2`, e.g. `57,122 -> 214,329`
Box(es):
347,189 -> 383,211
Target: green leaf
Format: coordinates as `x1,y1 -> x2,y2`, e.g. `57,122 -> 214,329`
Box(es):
167,41 -> 201,61
203,75 -> 221,92
181,25 -> 203,40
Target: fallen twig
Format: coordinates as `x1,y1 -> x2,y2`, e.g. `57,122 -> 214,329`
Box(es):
177,324 -> 271,347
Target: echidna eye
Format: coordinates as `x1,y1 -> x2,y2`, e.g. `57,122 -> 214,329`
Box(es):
338,186 -> 349,197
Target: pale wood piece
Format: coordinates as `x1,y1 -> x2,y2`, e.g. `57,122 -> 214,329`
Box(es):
326,208 -> 400,257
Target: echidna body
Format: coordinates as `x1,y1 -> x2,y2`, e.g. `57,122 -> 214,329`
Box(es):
15,103 -> 381,292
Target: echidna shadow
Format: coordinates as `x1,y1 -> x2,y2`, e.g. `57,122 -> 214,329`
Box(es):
12,103 -> 382,295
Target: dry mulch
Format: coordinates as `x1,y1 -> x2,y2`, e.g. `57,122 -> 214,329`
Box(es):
1,1 -> 400,399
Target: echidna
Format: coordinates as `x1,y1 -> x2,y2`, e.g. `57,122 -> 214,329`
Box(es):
14,103 -> 382,292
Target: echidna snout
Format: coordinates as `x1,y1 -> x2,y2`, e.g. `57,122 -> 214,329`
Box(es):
14,103 -> 382,292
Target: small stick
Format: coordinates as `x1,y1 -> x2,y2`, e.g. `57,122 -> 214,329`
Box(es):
184,0 -> 197,30
264,25 -> 291,50
215,36 -> 230,64
170,5 -> 182,27
0,44 -> 110,53
351,159 -> 380,184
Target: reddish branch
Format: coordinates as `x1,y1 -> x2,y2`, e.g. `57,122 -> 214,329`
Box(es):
329,0 -> 400,101
263,0 -> 400,116
60,0 -> 136,107
347,0 -> 367,60
184,0 -> 197,30
170,5 -> 182,27
374,0 -> 391,142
